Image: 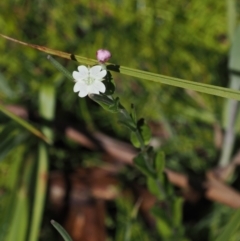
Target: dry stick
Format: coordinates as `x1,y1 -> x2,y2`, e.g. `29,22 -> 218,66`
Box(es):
6,105 -> 240,208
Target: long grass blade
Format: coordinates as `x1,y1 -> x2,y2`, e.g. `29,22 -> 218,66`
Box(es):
1,34 -> 240,100
5,155 -> 34,241
51,220 -> 73,241
0,103 -> 51,144
28,75 -> 55,240
219,25 -> 240,167
0,146 -> 25,240
28,143 -> 48,241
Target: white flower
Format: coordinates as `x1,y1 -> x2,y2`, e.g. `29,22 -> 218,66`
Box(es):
72,65 -> 107,98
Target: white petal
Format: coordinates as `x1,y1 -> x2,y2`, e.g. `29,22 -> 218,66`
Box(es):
96,69 -> 107,79
73,81 -> 86,92
73,65 -> 88,79
90,65 -> 102,75
78,87 -> 89,97
90,66 -> 107,79
88,84 -> 100,95
93,81 -> 106,93
72,71 -> 82,81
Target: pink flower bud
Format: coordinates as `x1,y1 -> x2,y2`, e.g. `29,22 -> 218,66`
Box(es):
96,49 -> 111,63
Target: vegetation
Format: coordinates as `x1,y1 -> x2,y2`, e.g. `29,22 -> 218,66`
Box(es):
0,0 -> 240,241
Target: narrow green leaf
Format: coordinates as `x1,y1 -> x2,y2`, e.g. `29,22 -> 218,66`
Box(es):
28,143 -> 48,241
133,153 -> 155,178
47,55 -> 73,81
0,146 -> 26,240
39,82 -> 56,141
215,209 -> 240,241
229,25 -> 240,71
227,0 -> 237,43
5,155 -> 34,241
0,72 -> 14,98
89,94 -> 119,113
172,197 -> 183,227
147,177 -> 160,197
51,220 -> 73,241
0,132 -> 27,162
220,26 -> 240,167
2,34 -> 240,100
103,71 -> 115,95
154,151 -> 165,176
130,119 -> 151,148
0,103 -> 51,144
28,79 -> 55,241
151,206 -> 172,238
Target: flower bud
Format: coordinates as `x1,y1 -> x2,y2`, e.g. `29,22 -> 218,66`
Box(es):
96,49 -> 111,63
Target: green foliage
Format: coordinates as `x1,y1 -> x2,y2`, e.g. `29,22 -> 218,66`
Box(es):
51,220 -> 73,241
130,119 -> 151,148
214,208 -> 240,241
0,0 -> 240,241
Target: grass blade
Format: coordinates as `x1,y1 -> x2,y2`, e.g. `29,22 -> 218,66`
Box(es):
219,25 -> 240,167
28,75 -> 55,240
5,155 -> 34,241
227,0 -> 237,42
39,81 -> 56,141
28,143 -> 48,241
1,34 -> 240,100
215,209 -> 240,241
0,103 -> 51,144
0,146 -> 25,240
51,220 -> 73,241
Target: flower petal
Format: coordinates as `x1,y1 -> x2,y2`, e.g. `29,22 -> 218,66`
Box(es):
78,87 -> 89,97
96,69 -> 107,79
88,84 -> 100,95
72,71 -> 82,81
92,81 -> 106,93
90,65 -> 102,75
90,66 -> 107,79
75,65 -> 88,79
73,81 -> 87,92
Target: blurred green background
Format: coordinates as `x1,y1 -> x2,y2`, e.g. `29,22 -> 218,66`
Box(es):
0,0 -> 240,240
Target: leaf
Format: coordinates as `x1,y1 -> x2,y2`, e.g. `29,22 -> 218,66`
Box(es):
118,107 -> 136,131
226,0 -> 237,42
5,155 -> 34,241
147,177 -> 160,197
39,81 -> 56,141
0,103 -> 51,144
47,55 -> 74,81
1,34 -> 240,100
103,71 -> 115,95
151,206 -> 172,238
0,72 -> 14,98
89,94 -> 119,113
215,208 -> 240,241
0,132 -> 27,162
28,143 -> 48,241
154,151 -> 165,176
51,220 -> 73,241
172,197 -> 183,227
229,25 -> 240,71
130,119 -> 151,148
133,153 -> 155,178
0,146 -> 26,240
28,79 -> 55,241
220,26 -> 240,167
